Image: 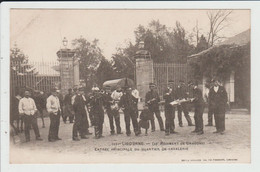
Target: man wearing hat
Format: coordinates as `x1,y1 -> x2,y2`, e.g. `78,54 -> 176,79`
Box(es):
163,80 -> 177,135
46,88 -> 62,142
145,83 -> 164,132
119,86 -> 139,136
72,86 -> 90,141
176,80 -> 194,127
87,86 -> 105,139
103,85 -> 122,135
208,79 -> 228,134
188,81 -> 205,135
18,90 -> 43,142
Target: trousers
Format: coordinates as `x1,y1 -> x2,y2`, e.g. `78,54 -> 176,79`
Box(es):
48,111 -> 61,140
149,108 -> 164,131
194,105 -> 204,132
123,109 -> 139,135
24,114 -> 40,140
164,106 -> 175,134
177,104 -> 192,125
107,108 -> 121,134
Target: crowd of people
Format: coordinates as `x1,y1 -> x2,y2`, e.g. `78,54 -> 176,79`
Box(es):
10,78 -> 228,143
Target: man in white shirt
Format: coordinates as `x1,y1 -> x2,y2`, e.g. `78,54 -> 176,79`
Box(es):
18,90 -> 43,142
46,88 -> 62,142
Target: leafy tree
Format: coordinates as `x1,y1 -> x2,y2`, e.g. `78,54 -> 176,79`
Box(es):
196,35 -> 209,53
72,37 -> 104,88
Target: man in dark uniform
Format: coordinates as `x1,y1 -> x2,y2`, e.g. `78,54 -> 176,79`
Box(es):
188,81 -> 205,135
87,86 -> 105,139
163,80 -> 177,135
206,79 -> 215,126
103,85 -> 122,135
208,80 -> 228,134
145,83 -> 164,132
72,87 -> 89,141
119,87 -> 139,136
176,80 -> 194,127
63,88 -> 75,123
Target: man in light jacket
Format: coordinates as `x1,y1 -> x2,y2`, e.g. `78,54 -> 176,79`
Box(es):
18,90 -> 43,142
46,88 -> 62,142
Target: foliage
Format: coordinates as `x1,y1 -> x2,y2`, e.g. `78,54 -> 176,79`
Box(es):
72,37 -> 105,88
189,42 -> 250,82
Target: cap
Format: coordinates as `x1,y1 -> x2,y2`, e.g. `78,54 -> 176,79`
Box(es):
92,86 -> 100,91
149,83 -> 156,87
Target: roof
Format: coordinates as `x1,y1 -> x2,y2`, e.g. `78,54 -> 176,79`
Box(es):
188,29 -> 250,59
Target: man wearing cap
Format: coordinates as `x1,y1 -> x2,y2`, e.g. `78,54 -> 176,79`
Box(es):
46,88 -> 62,142
103,85 -> 122,135
176,80 -> 194,127
63,88 -> 75,123
145,83 -> 164,132
119,87 -> 139,136
87,86 -> 105,139
188,81 -> 205,135
208,80 -> 228,134
33,90 -> 46,128
18,90 -> 43,142
163,80 -> 177,135
72,87 -> 89,141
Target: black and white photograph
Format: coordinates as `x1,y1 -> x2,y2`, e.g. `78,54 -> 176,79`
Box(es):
1,2 -> 258,168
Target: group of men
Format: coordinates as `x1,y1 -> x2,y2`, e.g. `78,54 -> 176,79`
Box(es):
14,78 -> 228,143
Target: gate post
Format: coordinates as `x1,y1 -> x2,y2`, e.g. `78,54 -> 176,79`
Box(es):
135,50 -> 153,103
56,48 -> 76,95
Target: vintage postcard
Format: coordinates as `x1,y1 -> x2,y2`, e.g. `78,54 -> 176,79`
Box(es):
1,1 -> 260,172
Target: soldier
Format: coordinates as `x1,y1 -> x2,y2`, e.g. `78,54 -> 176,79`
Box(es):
87,86 -> 105,139
63,88 -> 75,123
119,87 -> 139,136
103,85 -> 122,135
72,87 -> 89,141
208,79 -> 228,134
163,80 -> 177,136
176,80 -> 194,127
205,79 -> 215,126
145,83 -> 164,132
18,90 -> 43,142
46,88 -> 62,142
188,81 -> 205,135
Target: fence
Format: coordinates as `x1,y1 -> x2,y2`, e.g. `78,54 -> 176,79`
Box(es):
153,63 -> 192,97
10,61 -> 61,97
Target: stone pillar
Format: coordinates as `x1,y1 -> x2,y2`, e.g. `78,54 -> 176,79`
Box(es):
73,59 -> 80,87
135,58 -> 153,102
57,49 -> 76,96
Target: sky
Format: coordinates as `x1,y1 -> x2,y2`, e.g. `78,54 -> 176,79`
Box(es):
10,9 -> 250,62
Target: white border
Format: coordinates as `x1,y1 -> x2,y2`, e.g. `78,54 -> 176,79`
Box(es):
1,1 -> 260,172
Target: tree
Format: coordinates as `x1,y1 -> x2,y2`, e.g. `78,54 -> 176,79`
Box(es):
207,10 -> 233,47
196,35 -> 209,53
72,37 -> 104,88
133,20 -> 195,63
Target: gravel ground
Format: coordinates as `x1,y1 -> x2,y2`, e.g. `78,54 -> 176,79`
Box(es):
10,111 -> 250,164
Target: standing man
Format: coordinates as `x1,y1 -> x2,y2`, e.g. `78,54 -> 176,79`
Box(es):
163,80 -> 177,135
46,88 -> 62,142
188,81 -> 205,135
18,90 -> 43,142
208,79 -> 228,134
87,86 -> 105,139
34,90 -> 46,128
72,87 -> 89,141
132,86 -> 140,119
145,83 -> 164,132
206,79 -> 215,126
176,80 -> 194,127
63,88 -> 75,123
119,87 -> 139,136
103,85 -> 122,135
